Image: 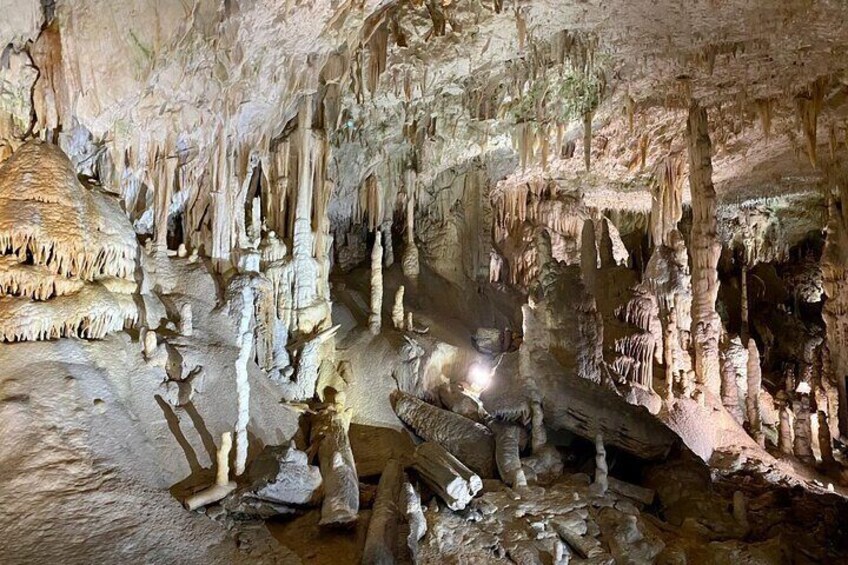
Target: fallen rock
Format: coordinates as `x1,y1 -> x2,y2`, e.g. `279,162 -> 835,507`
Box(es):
223,443 -> 321,518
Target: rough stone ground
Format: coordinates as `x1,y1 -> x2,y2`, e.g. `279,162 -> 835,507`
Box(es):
0,257 -> 300,564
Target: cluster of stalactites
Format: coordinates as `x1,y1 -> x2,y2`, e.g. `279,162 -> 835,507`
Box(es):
0,141 -> 140,341
613,289 -> 663,387
649,152 -> 685,248
490,178 -> 588,287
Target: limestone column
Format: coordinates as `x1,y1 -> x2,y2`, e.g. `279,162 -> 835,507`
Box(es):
777,393 -> 794,456
686,101 -> 722,396
746,340 -> 764,447
794,395 -> 815,464
402,172 -> 420,282
369,233 -> 383,334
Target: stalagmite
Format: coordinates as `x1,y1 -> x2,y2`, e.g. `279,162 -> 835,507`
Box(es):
740,267 -> 749,343
143,330 -> 158,359
402,184 -> 420,281
313,402 -> 359,527
391,390 -> 496,478
392,286 -> 405,330
778,394 -> 794,456
793,395 -> 815,464
590,433 -> 608,496
817,410 -> 835,464
184,432 -> 236,511
281,325 -> 340,402
530,400 -> 547,453
746,340 -> 764,446
362,459 -> 403,564
490,419 -> 527,487
178,303 -> 193,337
401,480 -> 426,561
721,336 -> 746,424
409,441 -> 481,511
369,232 -> 383,335
687,102 -> 722,396
234,282 -> 254,476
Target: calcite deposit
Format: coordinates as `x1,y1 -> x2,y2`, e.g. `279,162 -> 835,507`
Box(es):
2,0 -> 848,563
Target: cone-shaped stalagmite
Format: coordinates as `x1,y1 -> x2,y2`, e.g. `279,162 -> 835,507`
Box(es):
686,102 -> 722,397
746,340 -> 764,446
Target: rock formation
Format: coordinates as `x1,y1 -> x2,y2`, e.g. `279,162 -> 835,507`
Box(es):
2,2 -> 848,563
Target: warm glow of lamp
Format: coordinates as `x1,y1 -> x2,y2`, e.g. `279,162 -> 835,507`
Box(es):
467,362 -> 493,392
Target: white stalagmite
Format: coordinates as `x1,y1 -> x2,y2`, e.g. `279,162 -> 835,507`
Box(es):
686,102 -> 722,396
234,282 -> 254,476
591,433 -> 608,496
143,329 -> 158,358
184,432 -> 237,511
490,419 -> 527,487
369,232 -> 383,334
392,285 -> 405,330
746,340 -> 764,446
178,303 -> 193,337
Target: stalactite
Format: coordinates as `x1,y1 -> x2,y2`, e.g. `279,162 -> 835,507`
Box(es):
369,232 -> 383,335
754,98 -> 774,141
583,111 -> 593,172
687,101 -> 722,396
795,78 -> 827,168
746,340 -> 764,447
649,152 -> 685,247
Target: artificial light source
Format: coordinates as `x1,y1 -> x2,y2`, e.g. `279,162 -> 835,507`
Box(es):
796,381 -> 812,395
467,362 -> 493,392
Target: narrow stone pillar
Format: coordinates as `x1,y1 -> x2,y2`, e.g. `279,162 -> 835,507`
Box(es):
793,395 -> 815,464
369,232 -> 383,335
686,101 -> 722,396
740,266 -> 749,344
746,340 -> 764,446
392,285 -> 405,330
402,174 -> 420,282
818,409 -> 835,464
777,393 -> 794,455
591,433 -> 608,496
